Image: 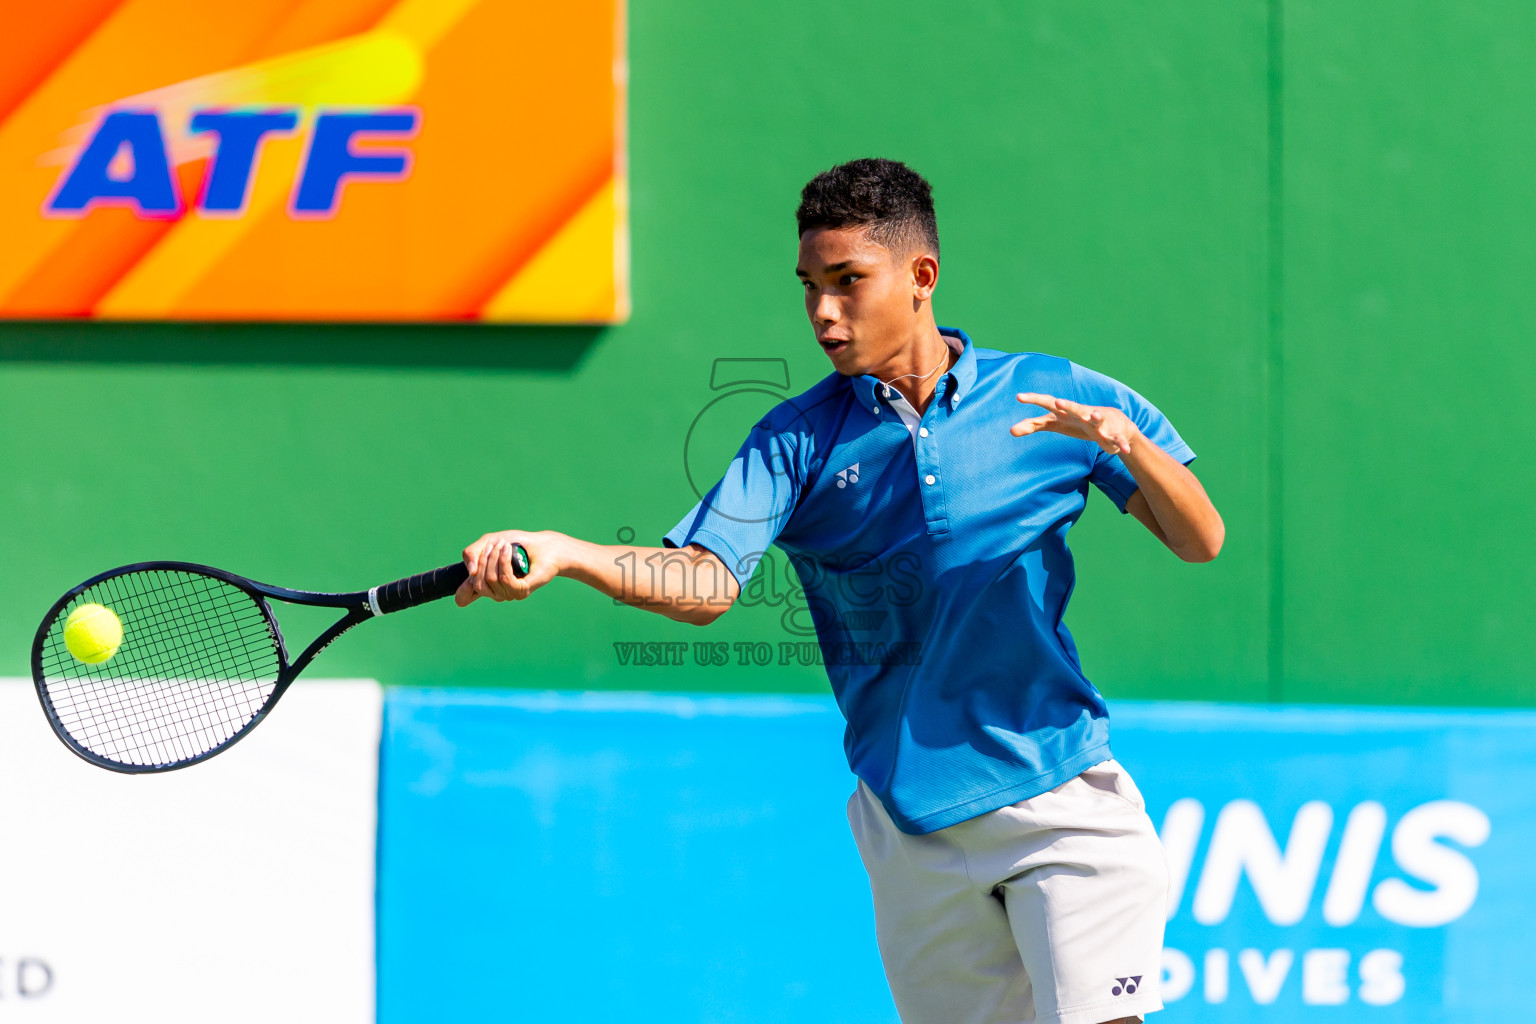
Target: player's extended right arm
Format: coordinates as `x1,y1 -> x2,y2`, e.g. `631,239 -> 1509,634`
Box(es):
453,530 -> 739,626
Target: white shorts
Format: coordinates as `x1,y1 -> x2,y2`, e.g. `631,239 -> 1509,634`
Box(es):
847,759 -> 1168,1024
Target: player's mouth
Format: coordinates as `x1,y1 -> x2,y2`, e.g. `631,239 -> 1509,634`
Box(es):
818,337 -> 850,356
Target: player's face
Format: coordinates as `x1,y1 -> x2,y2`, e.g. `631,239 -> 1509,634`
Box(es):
796,226 -> 929,376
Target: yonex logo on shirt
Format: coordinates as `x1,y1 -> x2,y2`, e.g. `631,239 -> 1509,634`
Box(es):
834,462 -> 861,488
1111,975 -> 1142,996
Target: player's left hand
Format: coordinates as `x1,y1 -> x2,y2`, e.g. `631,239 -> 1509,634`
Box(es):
1010,392 -> 1140,457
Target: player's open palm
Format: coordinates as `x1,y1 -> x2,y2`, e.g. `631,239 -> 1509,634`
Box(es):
1011,392 -> 1137,456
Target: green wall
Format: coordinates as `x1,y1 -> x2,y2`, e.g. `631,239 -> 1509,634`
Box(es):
1279,0 -> 1536,706
1,1 -> 1528,707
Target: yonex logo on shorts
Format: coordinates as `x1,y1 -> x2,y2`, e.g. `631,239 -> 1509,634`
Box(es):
1111,975 -> 1141,996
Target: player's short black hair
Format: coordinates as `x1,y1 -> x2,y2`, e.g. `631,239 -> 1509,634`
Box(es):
795,158 -> 940,260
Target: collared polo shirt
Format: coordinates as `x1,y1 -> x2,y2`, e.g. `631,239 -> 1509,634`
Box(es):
665,327 -> 1194,834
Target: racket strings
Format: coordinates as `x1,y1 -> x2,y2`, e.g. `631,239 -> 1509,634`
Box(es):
39,570 -> 282,767
57,576 -> 277,763
44,577 -> 276,765
43,578 -> 270,764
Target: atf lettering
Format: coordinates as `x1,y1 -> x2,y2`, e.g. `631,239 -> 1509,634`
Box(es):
189,109 -> 300,213
44,106 -> 419,219
292,110 -> 418,216
48,110 -> 179,216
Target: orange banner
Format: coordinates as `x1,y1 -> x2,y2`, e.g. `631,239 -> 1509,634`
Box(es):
0,0 -> 627,322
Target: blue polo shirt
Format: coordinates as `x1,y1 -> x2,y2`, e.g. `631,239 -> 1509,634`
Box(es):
665,328 -> 1194,834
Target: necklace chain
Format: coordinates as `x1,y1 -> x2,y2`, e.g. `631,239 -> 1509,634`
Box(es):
880,346 -> 952,400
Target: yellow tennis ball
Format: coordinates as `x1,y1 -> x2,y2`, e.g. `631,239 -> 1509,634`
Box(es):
63,603 -> 123,664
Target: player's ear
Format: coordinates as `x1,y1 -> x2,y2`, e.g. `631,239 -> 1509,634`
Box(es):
911,251 -> 939,299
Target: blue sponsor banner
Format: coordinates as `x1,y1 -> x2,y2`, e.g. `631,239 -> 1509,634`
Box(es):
1113,703 -> 1536,1022
377,689 -> 898,1024
378,693 -> 1535,1022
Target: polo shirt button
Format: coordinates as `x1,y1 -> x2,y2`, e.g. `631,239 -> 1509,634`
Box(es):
919,427 -> 929,437
873,406 -> 880,414
925,474 -> 936,485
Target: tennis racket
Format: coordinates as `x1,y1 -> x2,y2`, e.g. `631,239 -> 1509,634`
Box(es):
30,547 -> 529,774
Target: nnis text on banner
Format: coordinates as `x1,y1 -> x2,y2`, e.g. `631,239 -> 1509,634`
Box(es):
1158,796 -> 1488,1010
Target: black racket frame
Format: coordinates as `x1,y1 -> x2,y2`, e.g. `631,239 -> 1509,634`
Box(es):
30,553 -> 522,774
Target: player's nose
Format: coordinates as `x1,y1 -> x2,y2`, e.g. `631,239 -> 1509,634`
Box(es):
812,292 -> 840,325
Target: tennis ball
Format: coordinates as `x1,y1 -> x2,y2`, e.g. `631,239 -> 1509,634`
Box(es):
63,603 -> 123,664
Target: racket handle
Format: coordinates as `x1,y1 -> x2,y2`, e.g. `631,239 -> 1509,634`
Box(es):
370,545 -> 529,615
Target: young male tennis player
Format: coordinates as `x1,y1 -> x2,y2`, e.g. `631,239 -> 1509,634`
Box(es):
457,158 -> 1224,1024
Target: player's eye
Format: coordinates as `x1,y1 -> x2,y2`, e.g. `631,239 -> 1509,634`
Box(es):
839,274 -> 859,286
